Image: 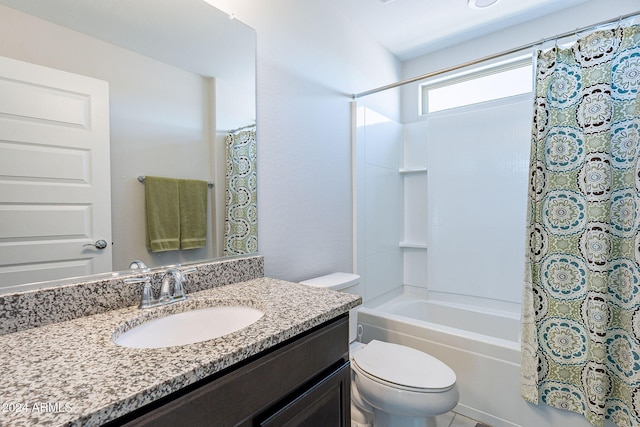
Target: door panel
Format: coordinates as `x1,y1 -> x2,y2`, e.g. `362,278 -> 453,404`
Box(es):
0,142 -> 89,181
0,55 -> 111,289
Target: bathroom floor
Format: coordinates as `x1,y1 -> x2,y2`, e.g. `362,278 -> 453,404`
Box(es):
436,411 -> 492,427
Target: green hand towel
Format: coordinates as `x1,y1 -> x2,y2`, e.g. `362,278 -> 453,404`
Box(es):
179,179 -> 208,249
145,176 -> 180,252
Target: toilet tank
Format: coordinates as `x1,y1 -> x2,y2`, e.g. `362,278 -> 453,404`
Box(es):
300,272 -> 360,342
299,272 -> 360,293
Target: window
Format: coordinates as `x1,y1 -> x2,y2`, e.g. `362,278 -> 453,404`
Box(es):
420,56 -> 533,114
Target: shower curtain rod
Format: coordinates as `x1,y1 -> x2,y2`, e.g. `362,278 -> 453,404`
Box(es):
228,123 -> 256,133
352,10 -> 640,99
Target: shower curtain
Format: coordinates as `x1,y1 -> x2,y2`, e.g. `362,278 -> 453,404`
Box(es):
521,25 -> 640,427
223,127 -> 257,256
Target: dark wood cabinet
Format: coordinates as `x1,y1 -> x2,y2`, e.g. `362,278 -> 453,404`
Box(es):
257,360 -> 350,427
109,315 -> 350,427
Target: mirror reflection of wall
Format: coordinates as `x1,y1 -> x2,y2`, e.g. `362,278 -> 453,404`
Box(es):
0,0 -> 256,292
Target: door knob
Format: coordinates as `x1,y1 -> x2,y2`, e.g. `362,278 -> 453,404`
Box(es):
84,239 -> 108,250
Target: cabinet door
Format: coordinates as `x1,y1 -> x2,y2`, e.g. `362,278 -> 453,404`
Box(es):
258,361 -> 351,427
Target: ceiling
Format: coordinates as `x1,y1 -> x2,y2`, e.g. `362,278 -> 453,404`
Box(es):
0,0 -> 256,81
1,0 -> 590,69
329,0 -> 589,61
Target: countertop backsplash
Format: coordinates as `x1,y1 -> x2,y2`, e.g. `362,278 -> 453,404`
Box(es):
0,255 -> 264,335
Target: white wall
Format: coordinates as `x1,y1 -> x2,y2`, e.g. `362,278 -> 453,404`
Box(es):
355,103 -> 403,303
0,5 -> 221,270
401,121 -> 429,289
254,0 -> 640,301
424,96 -> 531,307
206,0 -> 401,281
401,0 -> 640,124
0,0 -> 400,283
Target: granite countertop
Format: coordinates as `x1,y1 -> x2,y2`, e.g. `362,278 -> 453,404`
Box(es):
0,277 -> 361,427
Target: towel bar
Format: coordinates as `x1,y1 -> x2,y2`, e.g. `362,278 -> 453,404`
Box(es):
137,176 -> 214,188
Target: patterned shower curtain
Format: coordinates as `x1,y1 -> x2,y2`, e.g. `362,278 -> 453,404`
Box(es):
223,127 -> 257,256
521,25 -> 640,427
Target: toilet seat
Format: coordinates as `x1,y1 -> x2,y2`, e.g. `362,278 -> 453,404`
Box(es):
351,340 -> 456,393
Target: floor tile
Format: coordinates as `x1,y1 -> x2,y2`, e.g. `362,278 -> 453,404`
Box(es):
435,411 -> 455,427
450,413 -> 480,427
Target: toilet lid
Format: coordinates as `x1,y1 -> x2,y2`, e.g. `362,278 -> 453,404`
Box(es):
352,340 -> 456,391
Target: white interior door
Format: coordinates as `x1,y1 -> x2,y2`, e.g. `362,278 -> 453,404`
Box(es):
0,55 -> 112,290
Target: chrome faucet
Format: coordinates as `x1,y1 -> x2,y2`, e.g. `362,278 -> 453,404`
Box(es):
125,267 -> 193,309
158,268 -> 187,304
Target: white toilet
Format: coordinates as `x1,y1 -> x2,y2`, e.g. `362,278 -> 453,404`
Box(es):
300,273 -> 459,427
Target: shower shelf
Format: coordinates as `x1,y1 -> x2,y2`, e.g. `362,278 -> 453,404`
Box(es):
400,166 -> 427,250
399,241 -> 427,249
399,167 -> 427,174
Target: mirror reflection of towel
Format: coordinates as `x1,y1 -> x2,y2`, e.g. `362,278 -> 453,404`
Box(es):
145,176 -> 180,252
144,177 -> 208,252
179,179 -> 208,250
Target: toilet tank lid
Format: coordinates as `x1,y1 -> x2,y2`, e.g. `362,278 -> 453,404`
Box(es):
300,272 -> 360,291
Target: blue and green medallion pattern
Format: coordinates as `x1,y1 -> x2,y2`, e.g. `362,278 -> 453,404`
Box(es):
522,25 -> 640,427
224,128 -> 258,256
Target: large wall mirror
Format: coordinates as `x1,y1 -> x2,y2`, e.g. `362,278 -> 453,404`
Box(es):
0,0 -> 257,293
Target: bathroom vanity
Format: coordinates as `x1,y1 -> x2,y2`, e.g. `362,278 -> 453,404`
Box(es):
112,316 -> 350,426
0,256 -> 360,427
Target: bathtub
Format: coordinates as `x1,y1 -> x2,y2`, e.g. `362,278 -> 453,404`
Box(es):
356,292 -> 591,427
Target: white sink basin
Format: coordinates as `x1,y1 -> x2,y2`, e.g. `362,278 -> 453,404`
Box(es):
114,305 -> 264,349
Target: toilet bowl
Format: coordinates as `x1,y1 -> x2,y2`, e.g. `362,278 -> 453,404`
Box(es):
351,340 -> 458,427
300,273 -> 459,427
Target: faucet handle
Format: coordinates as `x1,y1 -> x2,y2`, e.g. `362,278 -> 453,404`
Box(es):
129,260 -> 148,271
182,267 -> 197,275
140,279 -> 155,308
124,276 -> 154,308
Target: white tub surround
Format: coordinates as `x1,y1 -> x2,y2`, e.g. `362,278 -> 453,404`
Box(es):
371,292 -> 521,344
0,257 -> 361,426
